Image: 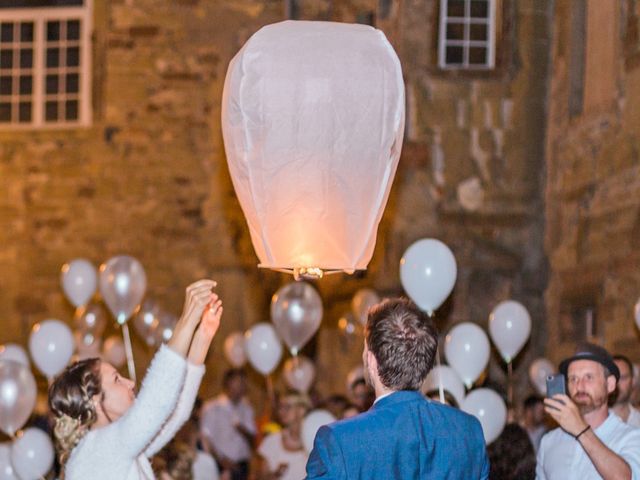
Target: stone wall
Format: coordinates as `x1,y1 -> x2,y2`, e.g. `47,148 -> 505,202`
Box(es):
0,0 -> 551,409
544,0 -> 640,364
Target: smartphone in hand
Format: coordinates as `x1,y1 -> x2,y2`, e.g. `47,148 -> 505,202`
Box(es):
546,374 -> 566,410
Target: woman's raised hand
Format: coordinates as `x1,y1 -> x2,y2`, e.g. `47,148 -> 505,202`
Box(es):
188,297 -> 223,365
180,279 -> 218,327
168,279 -> 217,357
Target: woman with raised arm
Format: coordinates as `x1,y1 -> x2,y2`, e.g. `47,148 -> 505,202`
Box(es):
49,279 -> 223,480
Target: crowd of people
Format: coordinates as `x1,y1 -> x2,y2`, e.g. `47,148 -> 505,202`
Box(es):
30,279 -> 640,479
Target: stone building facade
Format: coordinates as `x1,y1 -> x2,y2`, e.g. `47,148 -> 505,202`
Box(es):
0,0 -> 603,411
544,0 -> 640,364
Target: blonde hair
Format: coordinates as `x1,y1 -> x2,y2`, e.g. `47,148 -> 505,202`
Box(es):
48,358 -> 102,469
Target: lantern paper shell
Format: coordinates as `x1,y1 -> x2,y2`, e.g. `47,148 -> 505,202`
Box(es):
222,20 -> 405,273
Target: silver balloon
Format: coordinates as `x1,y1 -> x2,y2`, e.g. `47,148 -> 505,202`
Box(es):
152,311 -> 177,344
74,303 -> 107,347
133,299 -> 161,347
271,282 -> 323,355
0,361 -> 37,436
99,255 -> 147,324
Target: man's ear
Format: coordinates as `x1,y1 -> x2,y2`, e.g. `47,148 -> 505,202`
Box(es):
607,375 -> 617,395
367,349 -> 377,373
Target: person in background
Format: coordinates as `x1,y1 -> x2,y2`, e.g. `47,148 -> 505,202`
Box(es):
612,355 -> 640,427
425,389 -> 460,409
348,377 -> 374,413
537,343 -> 640,479
521,395 -> 546,452
257,391 -> 310,480
200,369 -> 256,480
487,423 -> 536,480
322,394 -> 349,420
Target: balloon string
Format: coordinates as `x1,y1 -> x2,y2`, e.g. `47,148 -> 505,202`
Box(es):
507,361 -> 514,408
121,323 -> 137,383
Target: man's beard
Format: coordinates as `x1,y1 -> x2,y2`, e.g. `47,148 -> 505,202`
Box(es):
572,391 -> 606,415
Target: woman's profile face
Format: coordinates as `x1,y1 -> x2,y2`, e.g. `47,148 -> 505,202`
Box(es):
98,362 -> 135,420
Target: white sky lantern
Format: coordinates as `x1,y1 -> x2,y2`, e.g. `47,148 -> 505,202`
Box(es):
222,20 -> 405,279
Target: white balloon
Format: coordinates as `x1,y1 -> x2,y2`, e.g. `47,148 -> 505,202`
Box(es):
192,451 -> 219,480
224,332 -> 247,368
302,410 -> 336,452
245,323 -> 283,376
74,332 -> 102,361
0,361 -> 37,437
489,300 -> 531,363
28,319 -> 74,379
422,365 -> 466,407
99,255 -> 147,324
61,258 -> 98,308
283,355 -> 316,393
102,336 -> 126,368
635,299 -> 640,330
400,238 -> 457,315
529,358 -> 556,395
0,344 -> 29,368
462,388 -> 507,444
11,428 -> 54,480
0,443 -> 17,479
351,289 -> 381,325
444,322 -> 490,388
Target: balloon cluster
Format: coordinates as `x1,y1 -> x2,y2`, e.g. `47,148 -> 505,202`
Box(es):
0,353 -> 55,479
220,282 -> 323,395
398,238 -> 534,444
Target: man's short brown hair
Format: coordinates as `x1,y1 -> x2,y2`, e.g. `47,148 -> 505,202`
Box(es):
366,298 -> 438,391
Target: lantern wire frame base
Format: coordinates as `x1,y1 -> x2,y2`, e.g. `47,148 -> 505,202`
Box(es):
260,266 -> 359,280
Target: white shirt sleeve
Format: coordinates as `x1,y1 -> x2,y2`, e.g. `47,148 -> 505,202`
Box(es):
145,361 -> 205,457
618,428 -> 640,480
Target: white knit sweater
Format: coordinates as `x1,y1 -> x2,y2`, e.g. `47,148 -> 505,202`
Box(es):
64,345 -> 205,480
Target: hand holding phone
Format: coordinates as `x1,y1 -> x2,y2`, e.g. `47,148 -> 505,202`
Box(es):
545,374 -> 566,411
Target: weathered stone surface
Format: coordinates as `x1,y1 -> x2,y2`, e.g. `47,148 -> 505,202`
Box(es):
0,0 -> 552,408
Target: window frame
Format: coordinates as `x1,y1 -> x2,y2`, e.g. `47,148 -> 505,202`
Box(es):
0,0 -> 92,130
437,0 -> 497,71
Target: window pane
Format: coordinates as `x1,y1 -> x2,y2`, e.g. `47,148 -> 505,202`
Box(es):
47,21 -> 60,41
65,99 -> 77,120
67,20 -> 80,40
447,0 -> 465,17
0,75 -> 10,94
470,23 -> 488,41
1,23 -> 13,43
45,101 -> 58,121
446,22 -> 465,41
0,102 -> 11,121
469,46 -> 487,64
0,50 -> 12,69
20,22 -> 33,42
46,74 -> 59,94
66,73 -> 78,93
470,0 -> 489,19
66,46 -> 79,67
446,46 -> 464,64
46,48 -> 60,68
19,75 -> 31,94
19,48 -> 32,68
18,101 -> 30,122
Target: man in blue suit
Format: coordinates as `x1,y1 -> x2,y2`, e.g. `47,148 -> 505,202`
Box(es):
306,298 -> 489,479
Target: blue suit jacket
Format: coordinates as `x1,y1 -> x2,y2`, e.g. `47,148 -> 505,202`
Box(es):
305,390 -> 489,479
